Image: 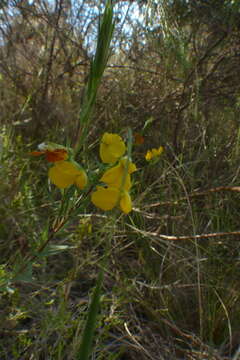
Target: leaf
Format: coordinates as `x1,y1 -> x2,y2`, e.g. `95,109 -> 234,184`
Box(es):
142,116 -> 155,132
76,270 -> 103,360
13,263 -> 33,282
38,244 -> 73,257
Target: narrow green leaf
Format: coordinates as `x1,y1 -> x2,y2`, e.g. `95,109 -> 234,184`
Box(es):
13,263 -> 33,282
37,244 -> 73,257
74,0 -> 114,155
76,269 -> 103,360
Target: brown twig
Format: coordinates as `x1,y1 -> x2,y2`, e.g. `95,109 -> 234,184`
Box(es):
144,186 -> 240,209
155,230 -> 240,241
128,226 -> 240,242
173,32 -> 227,151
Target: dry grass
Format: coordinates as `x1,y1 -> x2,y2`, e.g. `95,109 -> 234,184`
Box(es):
1,1 -> 240,359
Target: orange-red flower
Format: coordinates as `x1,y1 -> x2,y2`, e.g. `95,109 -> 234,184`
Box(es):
30,143 -> 88,190
30,148 -> 68,162
134,133 -> 144,145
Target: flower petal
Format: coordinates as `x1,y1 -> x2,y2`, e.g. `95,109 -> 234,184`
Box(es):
30,148 -> 68,162
45,149 -> 68,162
145,150 -> 153,161
54,161 -> 82,175
101,167 -> 131,191
134,133 -> 144,145
120,158 -> 137,174
48,166 -> 75,189
75,170 -> 88,190
100,133 -> 126,163
100,162 -> 122,184
30,151 -> 45,157
48,161 -> 82,189
91,186 -> 119,210
120,191 -> 132,214
100,159 -> 136,191
157,146 -> 164,155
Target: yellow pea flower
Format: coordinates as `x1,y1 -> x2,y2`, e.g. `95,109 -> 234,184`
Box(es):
145,146 -> 164,161
100,133 -> 126,164
91,186 -> 132,214
100,158 -> 137,191
48,161 -> 87,189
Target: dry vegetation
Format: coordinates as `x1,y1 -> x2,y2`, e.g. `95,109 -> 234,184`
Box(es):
1,0 -> 240,359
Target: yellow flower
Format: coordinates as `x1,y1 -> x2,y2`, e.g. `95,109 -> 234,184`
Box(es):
145,146 -> 164,161
100,133 -> 126,163
100,158 -> 137,191
91,186 -> 132,214
48,161 -> 87,189
91,158 -> 135,214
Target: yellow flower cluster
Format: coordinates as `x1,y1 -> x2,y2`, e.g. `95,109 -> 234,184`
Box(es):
145,146 -> 164,161
31,134 -> 136,214
91,133 -> 136,214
